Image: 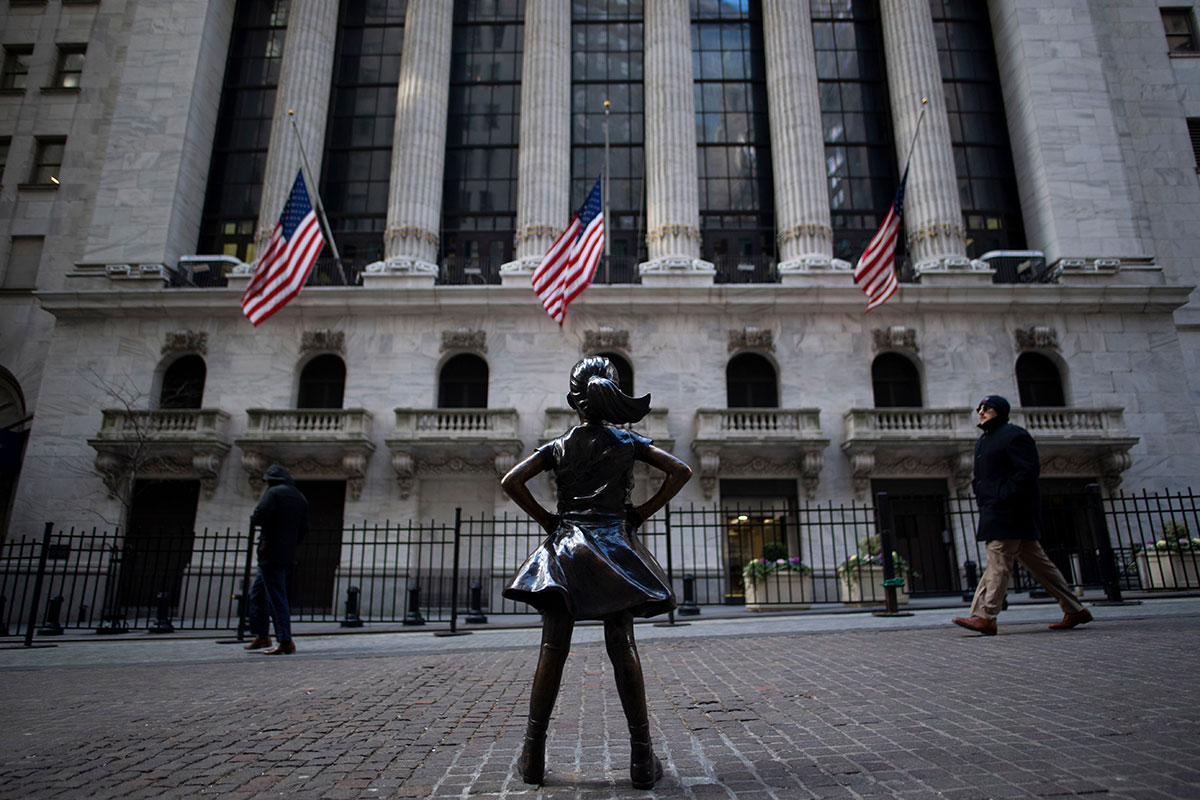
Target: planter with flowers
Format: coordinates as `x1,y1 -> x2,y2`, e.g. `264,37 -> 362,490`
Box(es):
1135,522 -> 1200,590
837,535 -> 912,605
743,542 -> 812,611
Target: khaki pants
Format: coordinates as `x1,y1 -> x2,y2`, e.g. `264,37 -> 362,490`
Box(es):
969,539 -> 1084,620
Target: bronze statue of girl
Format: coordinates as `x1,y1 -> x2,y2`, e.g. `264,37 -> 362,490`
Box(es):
500,356 -> 692,789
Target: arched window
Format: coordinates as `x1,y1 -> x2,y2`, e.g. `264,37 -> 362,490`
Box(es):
438,353 -> 488,408
726,353 -> 778,408
872,353 -> 922,408
1016,352 -> 1065,407
160,355 -> 206,409
596,352 -> 633,396
297,354 -> 346,409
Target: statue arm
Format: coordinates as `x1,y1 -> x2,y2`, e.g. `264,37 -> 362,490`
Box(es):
631,444 -> 692,526
500,451 -> 559,534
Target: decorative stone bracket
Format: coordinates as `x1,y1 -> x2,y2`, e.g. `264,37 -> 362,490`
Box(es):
388,445 -> 521,500
240,449 -> 372,500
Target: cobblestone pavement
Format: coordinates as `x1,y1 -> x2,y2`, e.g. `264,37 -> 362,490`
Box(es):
2,600 -> 1199,799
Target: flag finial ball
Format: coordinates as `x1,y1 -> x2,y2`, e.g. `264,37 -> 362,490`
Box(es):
921,97 -> 928,105
288,109 -> 295,116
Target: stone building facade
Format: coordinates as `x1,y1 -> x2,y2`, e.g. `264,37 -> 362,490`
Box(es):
2,0 -> 1199,602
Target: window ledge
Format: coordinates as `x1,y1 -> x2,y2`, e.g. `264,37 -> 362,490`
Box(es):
17,183 -> 59,192
1168,51 -> 1200,58
40,86 -> 80,95
0,88 -> 27,97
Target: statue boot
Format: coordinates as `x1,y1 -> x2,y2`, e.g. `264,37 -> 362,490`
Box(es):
628,722 -> 663,789
518,717 -> 548,785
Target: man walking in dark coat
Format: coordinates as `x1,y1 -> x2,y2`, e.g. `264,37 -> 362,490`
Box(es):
953,395 -> 1093,636
244,464 -> 308,654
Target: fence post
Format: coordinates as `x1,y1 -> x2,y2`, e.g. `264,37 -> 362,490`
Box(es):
434,508 -> 470,637
679,573 -> 700,616
341,586 -> 363,628
38,594 -> 65,636
96,544 -> 130,634
24,522 -> 54,647
1086,483 -> 1124,603
962,560 -> 978,602
0,595 -> 7,636
465,582 -> 488,623
664,504 -> 676,625
236,520 -> 256,641
876,492 -> 898,614
403,584 -> 425,625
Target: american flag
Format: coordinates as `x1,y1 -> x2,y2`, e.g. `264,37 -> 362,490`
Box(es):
854,167 -> 908,312
241,170 -> 325,326
532,176 -> 604,325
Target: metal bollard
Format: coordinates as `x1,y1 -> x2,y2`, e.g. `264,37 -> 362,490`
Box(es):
0,595 -> 8,636
341,586 -> 363,628
402,584 -> 425,626
465,582 -> 487,624
38,594 -> 65,636
148,592 -> 174,634
77,604 -> 88,625
678,573 -> 700,616
962,560 -> 978,602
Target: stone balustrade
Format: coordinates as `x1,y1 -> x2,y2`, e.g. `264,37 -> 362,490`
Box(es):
394,408 -> 519,439
696,408 -> 823,439
95,408 -> 230,439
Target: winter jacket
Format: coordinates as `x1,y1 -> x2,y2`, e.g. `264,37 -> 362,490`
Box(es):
972,416 -> 1041,541
251,465 -> 309,567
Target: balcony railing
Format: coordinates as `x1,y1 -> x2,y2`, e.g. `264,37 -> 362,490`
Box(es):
243,408 -> 373,439
842,408 -> 979,442
439,258 -> 502,285
1012,408 -> 1129,437
93,408 -> 230,441
393,408 -> 519,440
713,255 -> 778,284
167,257 -> 364,288
695,408 -> 823,440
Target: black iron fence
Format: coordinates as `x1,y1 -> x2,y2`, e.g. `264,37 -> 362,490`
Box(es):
3,487 -> 1197,638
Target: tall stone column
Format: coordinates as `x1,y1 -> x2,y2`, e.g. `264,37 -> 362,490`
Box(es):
255,0 -> 339,260
762,0 -> 833,272
502,0 -> 570,281
879,0 -> 968,271
377,0 -> 454,275
640,0 -> 711,281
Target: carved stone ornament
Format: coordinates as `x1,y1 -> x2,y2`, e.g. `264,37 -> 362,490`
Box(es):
871,326 -> 918,353
241,451 -> 368,500
1014,326 -> 1059,351
728,326 -> 774,353
162,330 -> 208,356
441,328 -> 487,354
583,327 -> 630,354
301,329 -> 345,355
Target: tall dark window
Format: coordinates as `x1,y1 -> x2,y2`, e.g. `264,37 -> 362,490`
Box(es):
1163,8 -> 1198,53
812,0 -> 900,269
932,0 -> 1025,257
198,0 -> 289,262
0,137 -> 9,184
726,353 -> 778,408
1,45 -> 32,91
297,354 -> 346,409
160,355 -> 206,409
321,0 -> 407,266
1016,353 -> 1065,407
872,353 -> 921,408
440,0 -> 524,283
52,44 -> 86,89
438,354 -> 489,409
572,0 -> 644,282
693,0 -> 775,282
30,137 -> 65,185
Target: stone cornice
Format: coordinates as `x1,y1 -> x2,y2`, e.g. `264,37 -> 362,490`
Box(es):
34,282 -> 1196,319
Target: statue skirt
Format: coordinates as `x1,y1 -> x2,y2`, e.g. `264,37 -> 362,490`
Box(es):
503,514 -> 676,620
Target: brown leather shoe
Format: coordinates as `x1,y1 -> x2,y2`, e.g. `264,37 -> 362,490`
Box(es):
262,640 -> 296,655
952,616 -> 997,635
1048,608 -> 1093,630
243,636 -> 272,650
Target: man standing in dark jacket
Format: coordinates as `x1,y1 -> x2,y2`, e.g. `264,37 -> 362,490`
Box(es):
952,395 -> 1093,636
244,464 -> 309,654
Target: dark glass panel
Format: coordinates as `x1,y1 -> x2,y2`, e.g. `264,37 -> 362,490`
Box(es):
872,353 -> 921,408
438,354 -> 489,409
1016,353 -> 1065,407
160,355 -> 206,410
297,354 -> 347,409
726,353 -> 778,409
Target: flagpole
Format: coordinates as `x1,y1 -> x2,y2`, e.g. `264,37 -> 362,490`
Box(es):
902,97 -> 929,172
603,99 -> 611,278
287,110 -> 347,285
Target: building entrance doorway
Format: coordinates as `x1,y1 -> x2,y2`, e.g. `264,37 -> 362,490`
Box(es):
872,479 -> 958,595
121,479 -> 200,609
292,480 -> 345,613
720,479 -> 797,603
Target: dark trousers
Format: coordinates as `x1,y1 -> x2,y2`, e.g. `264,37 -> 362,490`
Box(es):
248,565 -> 292,643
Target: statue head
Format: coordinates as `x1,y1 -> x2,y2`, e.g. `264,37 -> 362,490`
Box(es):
567,355 -> 651,425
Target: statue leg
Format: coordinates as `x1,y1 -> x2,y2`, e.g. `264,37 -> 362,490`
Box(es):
604,611 -> 663,789
520,606 -> 574,785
